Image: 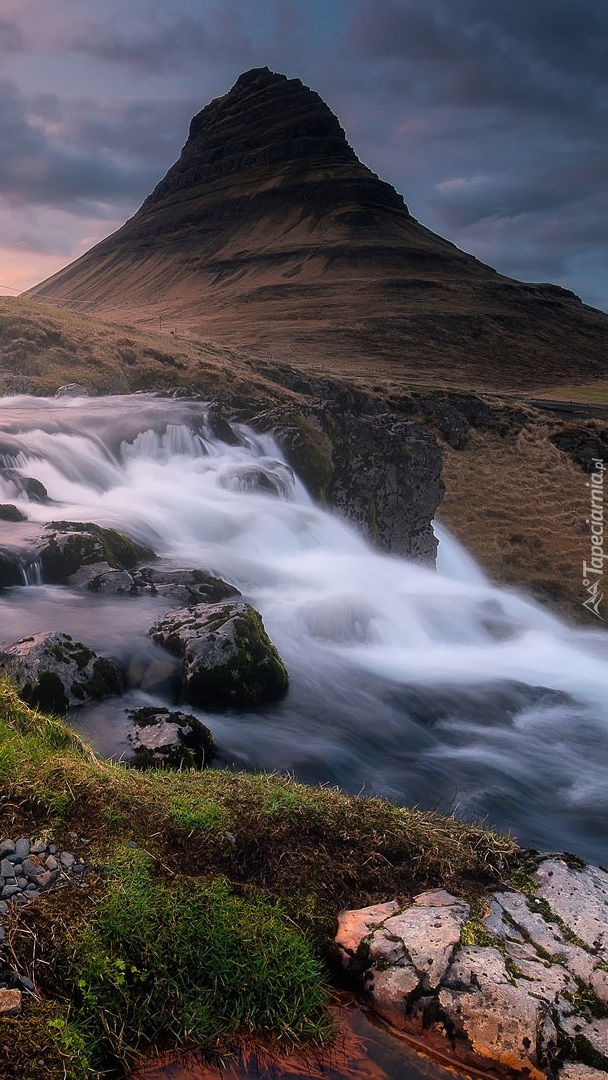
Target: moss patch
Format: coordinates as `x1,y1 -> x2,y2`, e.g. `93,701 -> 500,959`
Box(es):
187,603 -> 289,707
41,521 -> 156,584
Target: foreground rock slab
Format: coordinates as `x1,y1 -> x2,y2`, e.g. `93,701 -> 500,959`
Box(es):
151,601 -> 289,707
0,631 -> 124,712
336,860 -> 608,1079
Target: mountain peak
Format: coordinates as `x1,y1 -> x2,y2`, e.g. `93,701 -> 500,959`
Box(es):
27,71 -> 608,390
232,66 -> 287,91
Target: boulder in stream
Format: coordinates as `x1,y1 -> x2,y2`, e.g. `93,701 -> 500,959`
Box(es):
150,601 -> 289,707
0,631 -> 124,712
39,521 -> 156,584
126,706 -> 216,770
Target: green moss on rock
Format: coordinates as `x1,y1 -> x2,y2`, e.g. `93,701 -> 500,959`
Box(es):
187,604 -> 289,708
41,521 -> 157,583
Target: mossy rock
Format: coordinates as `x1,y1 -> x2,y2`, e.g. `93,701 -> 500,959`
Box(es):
0,631 -> 124,712
151,601 -> 289,708
40,521 -> 157,584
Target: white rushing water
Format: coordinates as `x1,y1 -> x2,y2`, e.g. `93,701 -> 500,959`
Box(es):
1,394 -> 607,863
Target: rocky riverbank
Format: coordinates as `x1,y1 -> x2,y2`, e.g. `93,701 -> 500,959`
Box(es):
336,859 -> 608,1079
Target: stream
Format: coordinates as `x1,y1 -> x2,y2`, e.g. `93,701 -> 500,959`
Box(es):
0,393 -> 607,864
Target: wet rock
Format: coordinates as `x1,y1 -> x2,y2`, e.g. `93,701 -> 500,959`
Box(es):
126,706 -> 216,769
336,859 -> 608,1079
366,966 -> 420,1029
150,600 -> 289,707
135,566 -> 240,605
0,503 -> 26,522
1,469 -> 48,503
79,567 -> 136,593
0,630 -> 124,712
55,382 -> 89,397
38,521 -> 156,585
278,406 -> 442,563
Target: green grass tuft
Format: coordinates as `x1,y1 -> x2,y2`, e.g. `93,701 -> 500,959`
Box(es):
61,846 -> 332,1069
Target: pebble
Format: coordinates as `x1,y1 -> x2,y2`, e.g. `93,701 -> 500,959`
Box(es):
14,839 -> 30,860
0,836 -> 88,922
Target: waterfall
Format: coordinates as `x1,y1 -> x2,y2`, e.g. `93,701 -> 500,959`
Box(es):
1,393 -> 607,863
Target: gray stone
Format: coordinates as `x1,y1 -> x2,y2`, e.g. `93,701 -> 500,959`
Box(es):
439,946 -> 543,1074
126,706 -> 216,770
366,965 -> 420,1029
59,851 -> 75,869
150,601 -> 289,707
30,840 -> 46,855
0,859 -> 13,879
535,859 -> 608,959
560,1015 -> 608,1061
492,890 -> 595,983
0,840 -> 15,858
35,869 -> 59,889
44,855 -> 58,871
1,885 -> 20,899
0,630 -> 124,712
380,893 -> 469,989
14,839 -> 29,859
55,383 -> 88,397
590,966 -> 608,1005
0,902 -> 8,915
560,1064 -> 608,1080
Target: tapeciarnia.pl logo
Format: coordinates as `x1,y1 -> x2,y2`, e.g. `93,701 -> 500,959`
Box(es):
582,458 -> 605,619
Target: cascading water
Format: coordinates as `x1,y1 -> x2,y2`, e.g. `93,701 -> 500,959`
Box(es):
1,394 -> 607,863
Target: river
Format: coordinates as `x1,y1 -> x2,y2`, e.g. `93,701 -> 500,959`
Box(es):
1,393 -> 607,863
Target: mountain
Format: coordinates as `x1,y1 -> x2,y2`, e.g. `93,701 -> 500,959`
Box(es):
27,67 -> 608,391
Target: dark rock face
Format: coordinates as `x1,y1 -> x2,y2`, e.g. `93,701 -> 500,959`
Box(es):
0,631 -> 124,712
126,706 -> 215,770
252,380 -> 443,562
27,68 -> 608,390
551,424 -> 608,473
150,601 -> 289,708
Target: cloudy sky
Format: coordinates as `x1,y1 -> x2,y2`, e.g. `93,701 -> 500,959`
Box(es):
0,0 -> 607,311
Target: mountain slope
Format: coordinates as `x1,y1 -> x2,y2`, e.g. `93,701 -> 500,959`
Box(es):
27,67 -> 608,390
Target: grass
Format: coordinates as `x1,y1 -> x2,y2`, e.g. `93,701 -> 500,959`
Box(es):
0,677 -> 518,1076
440,423 -> 595,623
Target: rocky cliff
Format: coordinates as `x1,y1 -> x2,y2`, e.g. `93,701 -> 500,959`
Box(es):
27,68 -> 608,391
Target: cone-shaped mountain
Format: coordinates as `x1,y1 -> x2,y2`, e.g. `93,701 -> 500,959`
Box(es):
27,67 -> 608,389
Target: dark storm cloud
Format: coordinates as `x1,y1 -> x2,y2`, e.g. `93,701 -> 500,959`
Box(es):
0,79 -> 163,211
350,0 -> 608,118
72,8 -> 252,74
342,0 -> 608,304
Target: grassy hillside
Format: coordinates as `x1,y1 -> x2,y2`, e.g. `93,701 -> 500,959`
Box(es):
0,679 -> 514,1077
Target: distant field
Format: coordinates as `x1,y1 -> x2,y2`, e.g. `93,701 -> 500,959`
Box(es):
530,382 -> 608,405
